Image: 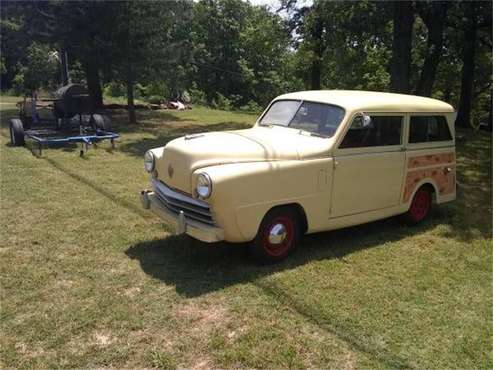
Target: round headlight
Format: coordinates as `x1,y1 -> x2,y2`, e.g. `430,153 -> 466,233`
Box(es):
144,151 -> 155,172
196,173 -> 212,199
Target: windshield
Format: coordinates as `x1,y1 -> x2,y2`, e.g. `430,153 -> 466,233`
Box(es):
259,100 -> 345,137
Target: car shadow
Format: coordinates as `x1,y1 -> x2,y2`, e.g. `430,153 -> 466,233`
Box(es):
125,207 -> 475,298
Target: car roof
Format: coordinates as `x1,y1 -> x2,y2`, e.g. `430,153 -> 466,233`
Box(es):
274,90 -> 455,113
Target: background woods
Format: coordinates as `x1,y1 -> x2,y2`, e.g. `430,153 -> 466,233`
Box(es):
1,0 -> 491,128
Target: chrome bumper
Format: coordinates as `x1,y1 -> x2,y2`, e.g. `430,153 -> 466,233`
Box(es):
140,190 -> 224,243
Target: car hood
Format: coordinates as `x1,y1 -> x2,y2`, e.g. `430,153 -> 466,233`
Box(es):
152,126 -> 332,193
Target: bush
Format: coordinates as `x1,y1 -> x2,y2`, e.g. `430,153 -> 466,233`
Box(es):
144,81 -> 169,99
215,93 -> 232,110
12,73 -> 25,96
104,82 -> 126,97
189,85 -> 206,105
240,100 -> 262,112
145,95 -> 165,105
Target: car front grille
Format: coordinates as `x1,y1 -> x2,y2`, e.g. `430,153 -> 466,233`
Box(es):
151,179 -> 215,225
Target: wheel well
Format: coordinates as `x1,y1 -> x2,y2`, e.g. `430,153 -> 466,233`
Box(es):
419,183 -> 437,204
268,203 -> 308,234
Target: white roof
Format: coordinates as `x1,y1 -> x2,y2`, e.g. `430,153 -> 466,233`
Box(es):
275,90 -> 455,113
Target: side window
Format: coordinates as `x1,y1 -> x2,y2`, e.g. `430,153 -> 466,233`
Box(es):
409,116 -> 452,143
339,115 -> 403,149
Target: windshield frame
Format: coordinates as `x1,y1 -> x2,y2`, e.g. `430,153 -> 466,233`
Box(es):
257,99 -> 347,138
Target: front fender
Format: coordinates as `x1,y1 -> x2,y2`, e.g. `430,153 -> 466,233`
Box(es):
198,158 -> 333,242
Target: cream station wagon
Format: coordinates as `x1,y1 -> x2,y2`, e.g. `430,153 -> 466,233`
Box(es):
141,90 -> 456,263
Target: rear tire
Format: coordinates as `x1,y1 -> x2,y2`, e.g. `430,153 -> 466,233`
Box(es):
250,207 -> 300,264
402,186 -> 432,225
9,119 -> 25,146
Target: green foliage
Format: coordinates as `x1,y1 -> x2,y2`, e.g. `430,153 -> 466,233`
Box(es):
11,42 -> 57,94
145,95 -> 165,105
104,82 -> 126,97
188,84 -> 207,105
191,0 -> 295,108
0,0 -> 491,122
143,81 -> 170,99
214,93 -> 233,111
240,100 -> 262,112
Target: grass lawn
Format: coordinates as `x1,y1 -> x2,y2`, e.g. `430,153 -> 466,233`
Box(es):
1,96 -> 491,369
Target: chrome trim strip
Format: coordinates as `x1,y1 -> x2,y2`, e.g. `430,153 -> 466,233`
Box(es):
151,179 -> 215,225
154,192 -> 215,225
151,179 -> 209,208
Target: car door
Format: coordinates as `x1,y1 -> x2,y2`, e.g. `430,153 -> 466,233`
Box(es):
330,113 -> 406,218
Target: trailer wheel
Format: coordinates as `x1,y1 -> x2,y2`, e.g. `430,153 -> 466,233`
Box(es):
10,119 -> 25,146
90,114 -> 111,131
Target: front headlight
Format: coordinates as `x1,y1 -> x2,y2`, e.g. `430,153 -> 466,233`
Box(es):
196,173 -> 212,199
144,150 -> 155,172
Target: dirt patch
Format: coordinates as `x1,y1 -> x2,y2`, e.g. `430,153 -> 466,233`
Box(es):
92,330 -> 115,347
175,302 -> 229,331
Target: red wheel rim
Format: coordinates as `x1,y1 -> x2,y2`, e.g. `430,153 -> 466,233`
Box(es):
409,189 -> 431,222
261,216 -> 294,257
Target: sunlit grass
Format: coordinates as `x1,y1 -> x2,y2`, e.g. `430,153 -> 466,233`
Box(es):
1,97 -> 491,369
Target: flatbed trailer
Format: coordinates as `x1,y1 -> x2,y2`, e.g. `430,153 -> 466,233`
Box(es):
9,84 -> 120,156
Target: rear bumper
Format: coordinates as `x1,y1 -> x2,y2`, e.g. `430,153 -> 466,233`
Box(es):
140,190 -> 224,243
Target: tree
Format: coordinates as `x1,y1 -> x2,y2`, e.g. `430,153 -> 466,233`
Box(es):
106,0 -> 192,123
12,42 -> 58,95
456,1 -> 492,128
414,1 -> 450,96
389,1 -> 414,93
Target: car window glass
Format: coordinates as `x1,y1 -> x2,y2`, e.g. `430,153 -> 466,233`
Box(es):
259,100 -> 345,137
259,100 -> 300,126
409,116 -> 452,143
339,115 -> 403,148
289,101 -> 345,137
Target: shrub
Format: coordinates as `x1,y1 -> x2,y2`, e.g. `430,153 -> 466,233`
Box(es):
189,85 -> 206,105
104,82 -> 126,97
215,93 -> 232,111
145,95 -> 165,105
144,81 -> 169,99
240,100 -> 262,112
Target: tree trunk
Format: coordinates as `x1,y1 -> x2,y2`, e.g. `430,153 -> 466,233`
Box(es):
60,47 -> 70,86
390,1 -> 414,94
83,61 -> 103,109
310,14 -> 324,90
126,64 -> 136,124
415,4 -> 449,96
456,3 -> 478,128
487,93 -> 492,131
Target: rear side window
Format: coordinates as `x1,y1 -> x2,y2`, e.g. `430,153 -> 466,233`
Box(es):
409,116 -> 452,143
339,115 -> 403,148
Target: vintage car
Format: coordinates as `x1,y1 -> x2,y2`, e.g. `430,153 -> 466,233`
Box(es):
141,90 -> 456,263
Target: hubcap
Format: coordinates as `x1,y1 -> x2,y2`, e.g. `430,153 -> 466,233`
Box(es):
268,223 -> 287,245
262,216 -> 295,257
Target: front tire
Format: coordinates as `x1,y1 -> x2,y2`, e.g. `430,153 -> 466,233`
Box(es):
403,186 -> 432,225
250,207 -> 300,264
10,119 -> 25,146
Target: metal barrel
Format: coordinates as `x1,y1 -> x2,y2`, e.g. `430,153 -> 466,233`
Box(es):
53,83 -> 93,118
